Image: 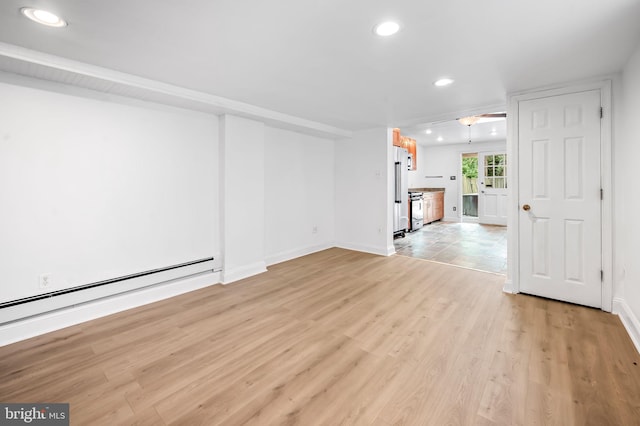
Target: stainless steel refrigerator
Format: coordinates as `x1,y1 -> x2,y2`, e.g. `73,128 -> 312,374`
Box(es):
393,146 -> 409,236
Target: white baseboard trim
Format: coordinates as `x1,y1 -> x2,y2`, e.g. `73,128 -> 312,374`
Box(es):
265,242 -> 334,266
502,279 -> 516,294
335,242 -> 389,257
265,240 -> 395,267
613,298 -> 640,355
221,261 -> 267,284
0,259 -> 216,325
385,244 -> 396,256
0,271 -> 220,347
443,216 -> 461,222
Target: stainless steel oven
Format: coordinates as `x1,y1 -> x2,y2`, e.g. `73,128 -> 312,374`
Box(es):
409,192 -> 424,231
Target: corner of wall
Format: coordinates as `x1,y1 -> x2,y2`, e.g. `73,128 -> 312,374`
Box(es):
385,244 -> 396,256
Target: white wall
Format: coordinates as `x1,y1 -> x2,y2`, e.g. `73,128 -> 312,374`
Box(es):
335,128 -> 392,255
616,40 -> 640,343
0,81 -> 343,342
0,81 -> 218,305
264,127 -> 335,265
219,115 -> 266,283
409,141 -> 507,221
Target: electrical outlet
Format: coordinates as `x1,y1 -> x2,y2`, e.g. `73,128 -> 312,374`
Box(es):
38,273 -> 52,290
312,226 -> 318,234
453,206 -> 457,211
450,176 -> 456,180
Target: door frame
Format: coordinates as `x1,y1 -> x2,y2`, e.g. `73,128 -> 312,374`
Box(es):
459,151 -> 479,222
505,79 -> 613,312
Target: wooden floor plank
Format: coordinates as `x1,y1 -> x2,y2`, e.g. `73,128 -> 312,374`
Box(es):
1,248 -> 639,425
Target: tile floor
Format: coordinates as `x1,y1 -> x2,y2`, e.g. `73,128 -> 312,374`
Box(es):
394,221 -> 507,274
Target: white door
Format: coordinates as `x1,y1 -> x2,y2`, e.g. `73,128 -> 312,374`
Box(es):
518,90 -> 602,308
478,151 -> 508,225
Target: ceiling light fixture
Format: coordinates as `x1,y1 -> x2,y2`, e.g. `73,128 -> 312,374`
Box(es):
373,21 -> 400,36
434,78 -> 454,87
425,129 -> 432,134
458,116 -> 480,144
20,7 -> 67,27
457,116 -> 480,126
437,136 -> 444,142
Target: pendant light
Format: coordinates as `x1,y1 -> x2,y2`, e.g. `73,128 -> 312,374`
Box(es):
458,116 -> 479,144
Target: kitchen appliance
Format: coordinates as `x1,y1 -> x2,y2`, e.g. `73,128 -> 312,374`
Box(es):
409,191 -> 424,231
393,147 -> 409,237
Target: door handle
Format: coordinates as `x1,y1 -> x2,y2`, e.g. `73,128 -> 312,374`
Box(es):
522,204 -> 531,211
394,162 -> 401,203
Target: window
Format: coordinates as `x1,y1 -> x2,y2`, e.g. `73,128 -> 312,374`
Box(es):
484,154 -> 507,189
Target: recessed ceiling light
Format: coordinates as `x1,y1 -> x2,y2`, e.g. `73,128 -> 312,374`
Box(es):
20,7 -> 67,27
426,129 -> 432,134
373,21 -> 400,36
437,136 -> 444,142
434,78 -> 454,87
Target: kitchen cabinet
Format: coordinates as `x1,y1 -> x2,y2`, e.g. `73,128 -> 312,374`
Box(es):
400,136 -> 417,171
406,138 -> 417,171
393,128 -> 402,147
391,130 -> 417,171
423,191 -> 444,224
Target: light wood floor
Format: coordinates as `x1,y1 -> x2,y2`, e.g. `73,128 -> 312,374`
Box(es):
1,248 -> 639,425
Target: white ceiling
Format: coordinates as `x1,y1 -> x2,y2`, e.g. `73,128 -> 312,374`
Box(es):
403,117 -> 507,147
0,0 -> 639,133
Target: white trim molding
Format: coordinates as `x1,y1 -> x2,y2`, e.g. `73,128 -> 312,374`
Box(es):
265,243 -> 334,267
221,262 -> 267,285
335,242 -> 392,257
502,279 -> 515,294
0,271 -> 220,347
0,260 -> 216,325
0,42 -> 352,140
506,78 -> 614,312
613,298 -> 640,354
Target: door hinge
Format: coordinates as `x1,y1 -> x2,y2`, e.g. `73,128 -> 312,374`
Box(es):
601,270 -> 604,281
600,188 -> 603,200
600,107 -> 603,118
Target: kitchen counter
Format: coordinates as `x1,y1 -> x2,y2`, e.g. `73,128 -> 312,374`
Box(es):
412,189 -> 445,224
408,187 -> 445,193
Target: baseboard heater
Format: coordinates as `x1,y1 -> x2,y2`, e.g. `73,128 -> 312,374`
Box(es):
0,257 -> 215,325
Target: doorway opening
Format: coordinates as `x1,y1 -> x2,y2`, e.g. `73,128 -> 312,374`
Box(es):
392,114 -> 509,275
